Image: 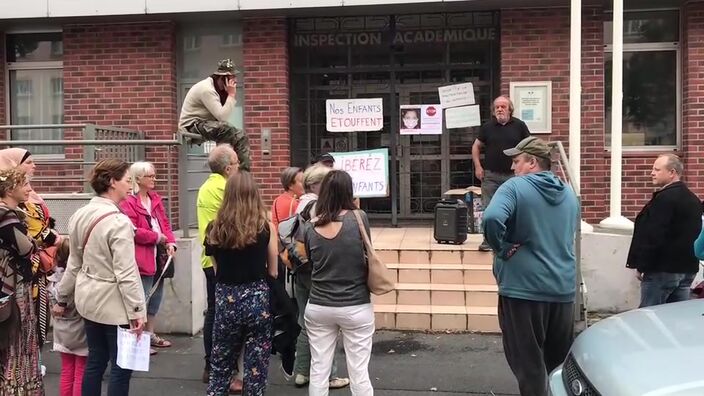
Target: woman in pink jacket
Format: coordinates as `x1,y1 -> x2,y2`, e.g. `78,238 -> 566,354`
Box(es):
120,161 -> 177,353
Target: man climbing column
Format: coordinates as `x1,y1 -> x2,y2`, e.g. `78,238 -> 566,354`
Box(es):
179,58 -> 252,171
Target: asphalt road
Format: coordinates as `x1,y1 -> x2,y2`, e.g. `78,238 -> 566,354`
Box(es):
42,330 -> 520,395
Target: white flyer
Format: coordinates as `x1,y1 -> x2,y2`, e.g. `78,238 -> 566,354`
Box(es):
399,105 -> 443,135
438,82 -> 475,108
445,105 -> 482,128
116,327 -> 151,372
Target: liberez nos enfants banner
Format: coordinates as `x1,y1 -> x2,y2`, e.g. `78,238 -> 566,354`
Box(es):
330,149 -> 389,198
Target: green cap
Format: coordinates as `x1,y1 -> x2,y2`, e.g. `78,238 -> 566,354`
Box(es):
213,59 -> 239,76
503,136 -> 551,159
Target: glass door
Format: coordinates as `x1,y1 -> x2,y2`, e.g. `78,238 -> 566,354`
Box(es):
398,85 -> 445,218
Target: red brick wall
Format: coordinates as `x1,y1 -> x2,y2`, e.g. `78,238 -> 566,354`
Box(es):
243,17 -> 290,206
579,8 -> 609,223
683,2 -> 704,201
0,32 -> 5,127
60,22 -> 179,222
500,8 -> 682,223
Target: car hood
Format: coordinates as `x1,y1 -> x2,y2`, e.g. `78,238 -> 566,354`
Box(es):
571,300 -> 704,396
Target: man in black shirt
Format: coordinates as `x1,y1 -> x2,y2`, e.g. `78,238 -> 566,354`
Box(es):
472,96 -> 531,251
626,154 -> 702,307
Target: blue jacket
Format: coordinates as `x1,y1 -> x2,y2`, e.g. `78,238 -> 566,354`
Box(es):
483,171 -> 579,303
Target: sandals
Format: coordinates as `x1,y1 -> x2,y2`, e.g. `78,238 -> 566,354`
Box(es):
151,334 -> 172,348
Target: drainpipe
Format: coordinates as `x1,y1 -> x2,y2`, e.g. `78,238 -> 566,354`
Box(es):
600,0 -> 634,230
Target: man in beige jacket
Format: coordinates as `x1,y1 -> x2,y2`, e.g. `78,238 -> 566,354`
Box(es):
179,58 -> 251,171
55,159 -> 146,396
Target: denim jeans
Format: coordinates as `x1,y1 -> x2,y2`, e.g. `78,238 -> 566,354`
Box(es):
82,319 -> 133,396
203,267 -> 216,370
639,272 -> 696,308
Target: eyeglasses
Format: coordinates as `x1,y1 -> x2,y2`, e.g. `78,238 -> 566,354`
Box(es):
143,174 -> 156,178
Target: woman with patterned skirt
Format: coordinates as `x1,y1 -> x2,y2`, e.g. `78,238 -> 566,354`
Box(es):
0,148 -> 60,348
0,168 -> 42,395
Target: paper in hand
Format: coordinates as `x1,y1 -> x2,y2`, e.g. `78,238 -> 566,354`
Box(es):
116,326 -> 151,372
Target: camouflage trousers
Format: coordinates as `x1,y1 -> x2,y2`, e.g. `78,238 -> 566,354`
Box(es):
188,120 -> 251,171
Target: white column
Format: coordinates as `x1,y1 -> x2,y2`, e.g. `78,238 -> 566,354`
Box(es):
600,0 -> 633,230
569,0 -> 593,232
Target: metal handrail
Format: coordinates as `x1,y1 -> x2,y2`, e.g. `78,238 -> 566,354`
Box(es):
549,140 -> 588,331
0,124 -> 92,130
3,139 -> 181,145
0,124 -> 197,238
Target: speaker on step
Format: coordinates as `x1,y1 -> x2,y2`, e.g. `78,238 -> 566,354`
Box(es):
433,199 -> 468,244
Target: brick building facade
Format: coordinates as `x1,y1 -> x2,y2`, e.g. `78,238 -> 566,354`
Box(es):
0,1 -> 695,227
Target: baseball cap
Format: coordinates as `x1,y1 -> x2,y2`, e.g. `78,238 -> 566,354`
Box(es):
503,136 -> 551,159
316,153 -> 335,164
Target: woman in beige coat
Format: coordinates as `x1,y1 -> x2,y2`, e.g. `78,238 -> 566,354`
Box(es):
54,159 -> 146,396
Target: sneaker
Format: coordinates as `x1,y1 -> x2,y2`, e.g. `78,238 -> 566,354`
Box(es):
280,362 -> 293,381
478,241 -> 492,252
294,374 -> 309,388
329,377 -> 350,389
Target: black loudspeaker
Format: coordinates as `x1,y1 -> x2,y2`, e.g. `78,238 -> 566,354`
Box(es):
433,199 -> 468,244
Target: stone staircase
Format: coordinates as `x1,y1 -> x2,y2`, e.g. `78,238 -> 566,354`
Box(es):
369,229 -> 498,333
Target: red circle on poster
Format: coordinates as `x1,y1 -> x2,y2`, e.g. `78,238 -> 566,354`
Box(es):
426,106 -> 437,116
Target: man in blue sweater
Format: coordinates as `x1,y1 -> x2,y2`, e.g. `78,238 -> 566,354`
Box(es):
483,136 -> 579,396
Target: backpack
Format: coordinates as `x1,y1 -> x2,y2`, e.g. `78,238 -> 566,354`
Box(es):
277,200 -> 316,271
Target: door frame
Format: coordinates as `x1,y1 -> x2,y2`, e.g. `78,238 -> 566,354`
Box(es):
352,82 -> 454,219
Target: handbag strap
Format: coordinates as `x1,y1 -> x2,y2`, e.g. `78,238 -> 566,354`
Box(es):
351,210 -> 373,253
287,196 -> 297,218
82,211 -> 120,251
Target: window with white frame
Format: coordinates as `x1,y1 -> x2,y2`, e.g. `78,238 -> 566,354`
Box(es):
604,10 -> 679,148
6,32 -> 64,155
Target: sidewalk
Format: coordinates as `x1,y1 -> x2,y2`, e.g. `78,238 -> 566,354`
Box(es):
42,331 -> 519,395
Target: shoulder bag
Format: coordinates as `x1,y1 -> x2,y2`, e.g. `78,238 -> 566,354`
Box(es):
351,210 -> 395,296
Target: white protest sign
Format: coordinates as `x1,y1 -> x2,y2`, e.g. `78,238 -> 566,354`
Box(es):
445,105 -> 481,129
438,83 -> 475,108
331,149 -> 389,198
326,98 -> 383,132
116,327 -> 150,372
400,105 -> 443,135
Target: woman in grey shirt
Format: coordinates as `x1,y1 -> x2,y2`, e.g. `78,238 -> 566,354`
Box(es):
303,170 -> 373,396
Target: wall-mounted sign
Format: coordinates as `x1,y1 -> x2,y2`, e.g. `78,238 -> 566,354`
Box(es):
400,105 -> 443,135
326,98 -> 384,132
509,81 -> 552,134
293,28 -> 497,47
330,148 -> 389,198
445,105 -> 481,129
438,82 -> 475,108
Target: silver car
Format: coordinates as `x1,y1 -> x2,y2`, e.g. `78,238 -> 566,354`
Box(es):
549,299 -> 704,396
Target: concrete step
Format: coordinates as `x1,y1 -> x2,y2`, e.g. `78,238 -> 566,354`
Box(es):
373,304 -> 500,333
371,244 -> 498,333
388,263 -> 495,285
377,249 -> 493,266
371,283 -> 498,307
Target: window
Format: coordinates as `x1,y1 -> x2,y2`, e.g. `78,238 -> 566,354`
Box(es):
50,77 -> 63,96
177,23 -> 244,154
183,35 -> 201,51
6,32 -> 63,155
220,33 -> 242,48
15,80 -> 32,97
604,10 -> 679,148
